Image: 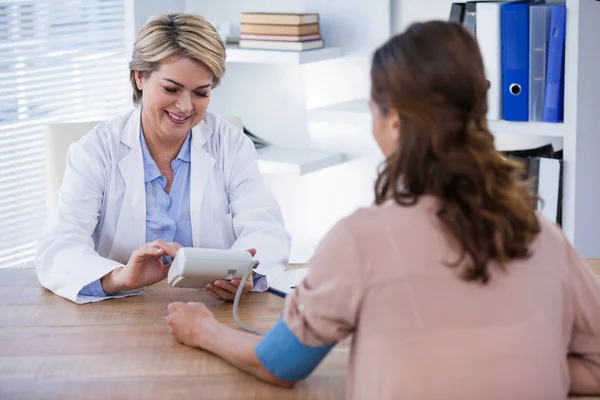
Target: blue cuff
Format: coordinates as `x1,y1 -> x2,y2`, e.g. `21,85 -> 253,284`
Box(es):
255,319 -> 335,382
78,278 -> 107,297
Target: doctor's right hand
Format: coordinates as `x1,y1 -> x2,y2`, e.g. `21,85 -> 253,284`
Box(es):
100,240 -> 181,293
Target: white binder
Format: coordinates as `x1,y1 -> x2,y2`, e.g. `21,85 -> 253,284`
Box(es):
537,157 -> 562,223
476,3 -> 503,120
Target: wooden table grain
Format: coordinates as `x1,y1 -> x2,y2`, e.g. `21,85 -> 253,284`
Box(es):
0,266 -> 348,400
1,260 -> 599,400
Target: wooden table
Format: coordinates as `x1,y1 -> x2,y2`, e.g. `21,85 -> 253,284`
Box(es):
0,267 -> 348,400
1,261 -> 600,399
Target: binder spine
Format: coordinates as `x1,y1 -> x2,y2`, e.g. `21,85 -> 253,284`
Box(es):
449,3 -> 466,24
543,5 -> 567,123
529,6 -> 552,122
463,2 -> 477,34
476,3 -> 502,120
501,3 -> 530,122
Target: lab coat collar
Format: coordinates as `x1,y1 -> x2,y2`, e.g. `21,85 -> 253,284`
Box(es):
190,117 -> 215,247
115,107 -> 146,250
114,107 -> 217,250
140,129 -> 162,184
140,129 -> 192,184
121,107 -> 143,149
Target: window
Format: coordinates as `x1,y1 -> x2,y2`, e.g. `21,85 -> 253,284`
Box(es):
0,0 -> 129,267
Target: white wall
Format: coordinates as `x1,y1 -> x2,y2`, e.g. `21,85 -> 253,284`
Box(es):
129,0 -> 568,261
125,0 -> 186,62
184,0 -> 389,261
185,0 -> 387,145
563,0 -> 600,257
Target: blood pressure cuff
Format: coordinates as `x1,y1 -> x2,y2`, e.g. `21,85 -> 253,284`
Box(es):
255,319 -> 335,382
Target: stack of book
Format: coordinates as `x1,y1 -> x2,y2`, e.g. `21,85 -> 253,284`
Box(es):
238,12 -> 324,52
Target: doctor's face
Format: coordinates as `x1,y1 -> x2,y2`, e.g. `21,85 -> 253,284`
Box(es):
135,57 -> 213,143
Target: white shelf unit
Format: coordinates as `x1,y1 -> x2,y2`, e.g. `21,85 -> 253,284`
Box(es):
309,99 -> 372,126
223,43 -> 345,176
256,146 -> 346,175
487,120 -> 566,138
309,98 -> 566,138
560,0 -> 600,257
222,45 -> 346,175
225,45 -> 343,65
307,0 -> 600,257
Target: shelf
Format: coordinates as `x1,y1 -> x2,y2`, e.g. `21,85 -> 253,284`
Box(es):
308,99 -> 371,125
308,99 -> 566,138
487,120 -> 565,138
256,146 -> 346,175
226,45 -> 343,65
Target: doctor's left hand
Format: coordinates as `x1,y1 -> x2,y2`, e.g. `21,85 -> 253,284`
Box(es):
203,248 -> 257,301
101,240 -> 181,293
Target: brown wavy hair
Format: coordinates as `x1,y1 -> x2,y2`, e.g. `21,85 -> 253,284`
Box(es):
371,21 -> 540,283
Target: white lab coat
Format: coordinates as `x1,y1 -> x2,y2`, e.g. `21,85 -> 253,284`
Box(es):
35,108 -> 291,304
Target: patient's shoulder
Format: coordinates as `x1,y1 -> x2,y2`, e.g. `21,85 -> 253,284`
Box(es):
345,195 -> 439,231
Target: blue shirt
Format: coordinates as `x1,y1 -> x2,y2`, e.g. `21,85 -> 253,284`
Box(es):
141,131 -> 193,250
79,130 -> 265,297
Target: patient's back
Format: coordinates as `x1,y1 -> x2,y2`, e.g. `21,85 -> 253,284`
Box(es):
284,195 -> 600,400
356,196 -> 574,399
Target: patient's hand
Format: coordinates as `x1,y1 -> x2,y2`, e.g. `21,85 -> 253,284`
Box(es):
167,302 -> 216,349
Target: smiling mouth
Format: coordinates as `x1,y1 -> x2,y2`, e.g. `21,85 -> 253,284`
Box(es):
165,111 -> 192,122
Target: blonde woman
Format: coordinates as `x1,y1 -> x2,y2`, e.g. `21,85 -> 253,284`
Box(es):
36,13 -> 291,304
167,21 -> 600,399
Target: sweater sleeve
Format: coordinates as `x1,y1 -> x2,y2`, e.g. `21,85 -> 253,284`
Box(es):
283,217 -> 364,346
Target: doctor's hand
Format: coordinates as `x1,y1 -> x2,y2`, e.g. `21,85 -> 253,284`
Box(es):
101,240 -> 181,293
204,248 -> 258,302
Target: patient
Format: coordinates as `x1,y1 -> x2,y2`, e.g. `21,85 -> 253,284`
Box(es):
166,21 -> 600,399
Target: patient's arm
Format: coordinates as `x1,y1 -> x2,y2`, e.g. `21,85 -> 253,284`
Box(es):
166,302 -> 332,388
568,355 -> 600,395
198,318 -> 296,388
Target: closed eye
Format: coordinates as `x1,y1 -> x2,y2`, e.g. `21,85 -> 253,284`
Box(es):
163,86 -> 208,98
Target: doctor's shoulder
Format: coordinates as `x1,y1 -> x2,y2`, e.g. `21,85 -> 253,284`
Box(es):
202,112 -> 247,142
202,112 -> 255,158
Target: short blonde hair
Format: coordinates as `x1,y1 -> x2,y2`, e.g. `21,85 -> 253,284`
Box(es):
129,13 -> 226,105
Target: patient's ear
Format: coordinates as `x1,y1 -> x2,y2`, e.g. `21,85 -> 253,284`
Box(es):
387,108 -> 401,142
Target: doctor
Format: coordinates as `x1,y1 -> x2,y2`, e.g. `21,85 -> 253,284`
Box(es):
35,13 -> 291,304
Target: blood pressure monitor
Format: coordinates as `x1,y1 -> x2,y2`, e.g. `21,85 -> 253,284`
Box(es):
167,248 -> 259,289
